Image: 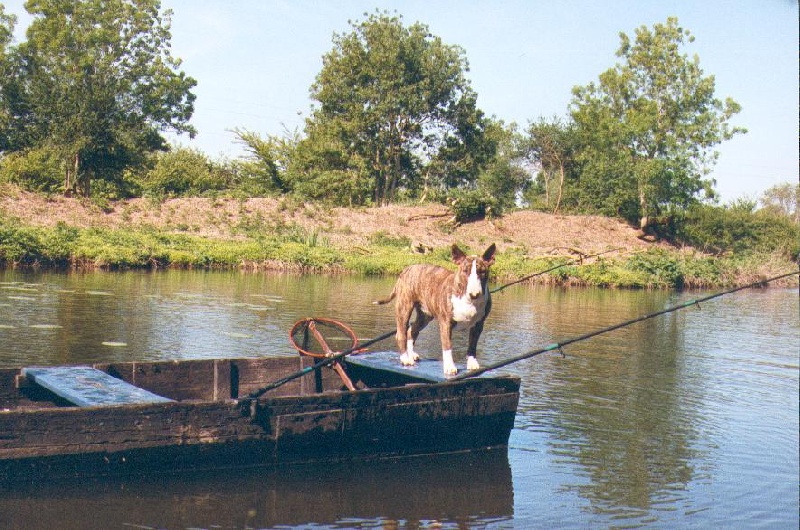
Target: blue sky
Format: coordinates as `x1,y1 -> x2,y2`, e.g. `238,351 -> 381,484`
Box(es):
4,0 -> 798,202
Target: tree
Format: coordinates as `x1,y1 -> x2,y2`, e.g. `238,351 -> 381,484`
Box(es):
233,128 -> 295,195
300,10 -> 490,205
569,17 -> 745,228
760,182 -> 799,224
0,5 -> 17,149
474,120 -> 528,212
2,0 -> 196,196
139,147 -> 231,198
524,117 -> 579,213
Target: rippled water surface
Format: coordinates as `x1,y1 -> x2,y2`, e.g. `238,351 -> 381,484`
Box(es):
0,270 -> 797,529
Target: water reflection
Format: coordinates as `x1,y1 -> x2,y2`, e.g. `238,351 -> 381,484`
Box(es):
0,270 -> 797,528
0,270 -> 400,366
0,450 -> 513,529
494,288 -> 701,521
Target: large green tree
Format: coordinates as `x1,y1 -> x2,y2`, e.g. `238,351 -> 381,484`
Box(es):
297,11 -> 492,205
570,17 -> 745,227
1,0 -> 196,196
0,4 -> 16,149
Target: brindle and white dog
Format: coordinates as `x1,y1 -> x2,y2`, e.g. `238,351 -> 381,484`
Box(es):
374,243 -> 496,375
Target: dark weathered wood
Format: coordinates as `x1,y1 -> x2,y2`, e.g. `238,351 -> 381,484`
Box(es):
22,367 -> 172,407
0,355 -> 520,481
100,359 -> 231,401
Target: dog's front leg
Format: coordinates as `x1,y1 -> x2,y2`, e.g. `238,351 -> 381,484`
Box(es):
395,302 -> 417,366
466,321 -> 484,371
439,321 -> 457,376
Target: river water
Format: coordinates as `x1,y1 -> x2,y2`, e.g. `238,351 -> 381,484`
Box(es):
0,270 -> 797,529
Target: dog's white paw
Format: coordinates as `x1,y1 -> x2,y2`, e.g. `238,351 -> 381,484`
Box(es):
442,349 -> 457,375
400,352 -> 418,366
442,361 -> 458,376
466,356 -> 480,371
405,342 -> 420,364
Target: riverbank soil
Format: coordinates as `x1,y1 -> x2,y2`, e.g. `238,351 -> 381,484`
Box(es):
0,189 -> 670,257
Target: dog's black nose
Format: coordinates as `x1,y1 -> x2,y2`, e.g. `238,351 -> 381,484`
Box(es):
469,292 -> 479,300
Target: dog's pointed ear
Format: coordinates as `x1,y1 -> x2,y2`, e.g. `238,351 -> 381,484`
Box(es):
482,243 -> 497,264
451,244 -> 466,264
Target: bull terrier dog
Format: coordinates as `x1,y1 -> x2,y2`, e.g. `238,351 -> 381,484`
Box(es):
374,243 -> 496,376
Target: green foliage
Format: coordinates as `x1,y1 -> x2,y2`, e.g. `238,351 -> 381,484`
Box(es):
569,17 -> 745,223
0,5 -> 17,148
141,147 -> 230,197
677,203 -> 800,258
568,259 -> 652,288
523,116 -> 580,213
475,121 -> 528,212
1,0 -> 196,196
0,211 -> 795,288
298,10 -> 491,206
448,188 -> 501,223
625,249 -> 684,288
0,148 -> 63,192
344,246 -> 442,276
368,231 -> 411,248
760,182 -> 799,223
232,128 -> 295,196
0,222 -> 41,266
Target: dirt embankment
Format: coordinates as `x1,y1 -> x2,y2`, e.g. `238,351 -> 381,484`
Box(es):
0,188 -> 669,257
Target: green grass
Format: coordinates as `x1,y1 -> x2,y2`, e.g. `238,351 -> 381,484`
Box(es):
0,216 -> 796,288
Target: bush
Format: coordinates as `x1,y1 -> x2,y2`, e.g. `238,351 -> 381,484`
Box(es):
0,148 -> 63,193
141,147 -> 231,197
625,248 -> 684,288
448,188 -> 502,224
678,203 -> 800,258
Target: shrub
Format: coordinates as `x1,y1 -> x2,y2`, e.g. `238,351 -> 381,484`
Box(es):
678,203 -> 800,258
448,188 -> 502,224
0,148 -> 63,193
141,148 -> 231,197
625,248 -> 684,288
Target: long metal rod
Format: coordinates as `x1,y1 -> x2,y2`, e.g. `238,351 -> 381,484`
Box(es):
250,254 -> 796,395
450,270 -> 799,381
248,249 -> 612,396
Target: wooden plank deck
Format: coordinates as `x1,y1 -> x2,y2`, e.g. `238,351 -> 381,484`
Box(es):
345,351 -> 463,383
22,366 -> 173,407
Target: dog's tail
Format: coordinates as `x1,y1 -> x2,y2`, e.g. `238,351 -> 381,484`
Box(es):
372,290 -> 396,306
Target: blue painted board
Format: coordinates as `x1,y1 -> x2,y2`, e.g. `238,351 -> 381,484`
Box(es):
22,366 -> 173,407
345,351 -> 465,382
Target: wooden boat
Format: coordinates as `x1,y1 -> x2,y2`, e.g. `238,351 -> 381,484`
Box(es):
0,351 -> 520,481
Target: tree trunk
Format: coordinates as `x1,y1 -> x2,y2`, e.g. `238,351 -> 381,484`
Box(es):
637,187 -> 654,240
64,153 -> 80,197
553,163 -> 565,214
373,148 -> 383,205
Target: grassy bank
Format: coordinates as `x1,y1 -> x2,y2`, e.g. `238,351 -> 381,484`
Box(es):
0,218 -> 795,289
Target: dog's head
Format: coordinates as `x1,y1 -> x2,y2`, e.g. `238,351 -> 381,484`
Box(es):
451,243 -> 497,300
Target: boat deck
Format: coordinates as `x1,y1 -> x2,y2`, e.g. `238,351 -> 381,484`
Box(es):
21,366 -> 173,407
346,351 -> 461,383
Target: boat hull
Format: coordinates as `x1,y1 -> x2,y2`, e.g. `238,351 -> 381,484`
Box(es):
0,355 -> 519,481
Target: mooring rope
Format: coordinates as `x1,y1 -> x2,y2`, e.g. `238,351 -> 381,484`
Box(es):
450,270 -> 799,381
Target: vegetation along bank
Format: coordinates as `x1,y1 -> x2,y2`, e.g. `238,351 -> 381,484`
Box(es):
0,6 -> 796,287
0,187 -> 796,289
